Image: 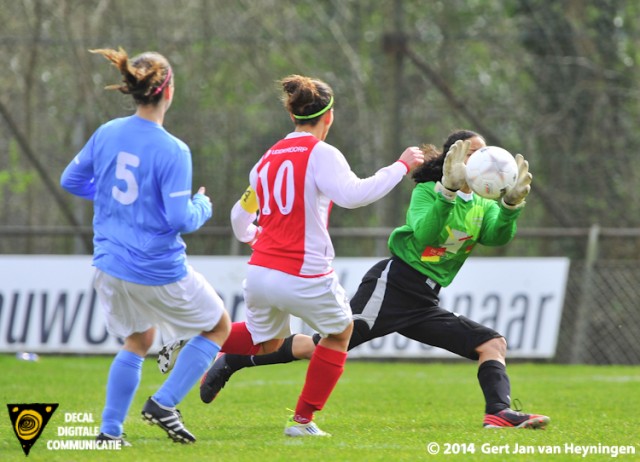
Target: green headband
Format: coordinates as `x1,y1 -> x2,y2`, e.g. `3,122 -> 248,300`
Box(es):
293,96 -> 334,120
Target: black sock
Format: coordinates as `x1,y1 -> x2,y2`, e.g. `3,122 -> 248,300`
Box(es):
477,360 -> 511,414
225,335 -> 298,371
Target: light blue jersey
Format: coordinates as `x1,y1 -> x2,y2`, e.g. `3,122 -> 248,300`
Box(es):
61,115 -> 212,284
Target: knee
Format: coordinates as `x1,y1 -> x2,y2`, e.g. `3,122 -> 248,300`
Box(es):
259,338 -> 284,354
214,311 -> 232,338
292,335 -> 316,359
477,336 -> 507,359
333,320 -> 354,342
320,321 -> 353,351
124,329 -> 155,356
202,311 -> 232,346
135,338 -> 155,354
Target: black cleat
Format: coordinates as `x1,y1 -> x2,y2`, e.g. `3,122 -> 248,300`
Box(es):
141,397 -> 196,443
200,354 -> 235,404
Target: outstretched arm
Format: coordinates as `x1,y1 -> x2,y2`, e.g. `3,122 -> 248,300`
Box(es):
315,144 -> 424,209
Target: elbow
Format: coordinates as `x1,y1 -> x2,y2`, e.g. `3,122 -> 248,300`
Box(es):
60,175 -> 73,192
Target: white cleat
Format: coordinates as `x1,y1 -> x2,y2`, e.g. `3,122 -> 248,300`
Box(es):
157,340 -> 186,374
284,416 -> 331,437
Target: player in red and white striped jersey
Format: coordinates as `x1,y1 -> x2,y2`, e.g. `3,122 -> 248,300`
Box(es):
201,74 -> 423,437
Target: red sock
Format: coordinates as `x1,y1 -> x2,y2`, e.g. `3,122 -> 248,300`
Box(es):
221,322 -> 260,355
294,344 -> 347,423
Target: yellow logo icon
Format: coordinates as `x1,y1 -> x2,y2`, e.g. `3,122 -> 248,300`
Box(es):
7,403 -> 58,456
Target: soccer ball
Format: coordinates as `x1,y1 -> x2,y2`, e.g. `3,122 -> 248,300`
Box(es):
465,146 -> 518,200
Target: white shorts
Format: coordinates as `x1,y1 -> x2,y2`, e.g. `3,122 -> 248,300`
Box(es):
93,266 -> 226,346
242,265 -> 352,344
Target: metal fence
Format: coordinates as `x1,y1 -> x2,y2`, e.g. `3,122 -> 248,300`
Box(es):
560,261 -> 640,365
1,225 -> 639,365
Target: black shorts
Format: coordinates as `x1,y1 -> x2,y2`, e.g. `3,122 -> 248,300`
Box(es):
348,256 -> 502,360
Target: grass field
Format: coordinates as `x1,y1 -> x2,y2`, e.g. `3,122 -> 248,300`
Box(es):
1,355 -> 638,462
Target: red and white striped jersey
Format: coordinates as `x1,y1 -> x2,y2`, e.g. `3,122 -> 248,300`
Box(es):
245,132 -> 408,277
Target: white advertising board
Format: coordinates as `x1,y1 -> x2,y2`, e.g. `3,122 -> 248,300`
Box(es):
0,256 -> 569,358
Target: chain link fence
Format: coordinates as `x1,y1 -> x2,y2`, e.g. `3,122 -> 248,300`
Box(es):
558,261 -> 640,365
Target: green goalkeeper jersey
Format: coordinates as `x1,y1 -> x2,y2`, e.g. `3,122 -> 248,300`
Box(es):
388,182 -> 523,287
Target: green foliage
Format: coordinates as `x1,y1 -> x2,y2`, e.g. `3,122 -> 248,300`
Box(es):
4,0 -> 640,254
1,356 -> 638,461
0,139 -> 35,202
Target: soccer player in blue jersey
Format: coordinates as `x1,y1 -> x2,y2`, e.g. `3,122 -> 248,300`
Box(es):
60,47 -> 230,445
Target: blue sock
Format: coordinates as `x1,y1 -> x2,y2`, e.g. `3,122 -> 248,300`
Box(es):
100,350 -> 144,436
154,335 -> 220,407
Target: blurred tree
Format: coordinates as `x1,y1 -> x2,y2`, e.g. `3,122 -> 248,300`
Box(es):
1,0 -> 640,259
515,0 -> 639,225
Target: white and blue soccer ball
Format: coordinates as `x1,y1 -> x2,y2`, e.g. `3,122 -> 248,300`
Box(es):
465,146 -> 518,200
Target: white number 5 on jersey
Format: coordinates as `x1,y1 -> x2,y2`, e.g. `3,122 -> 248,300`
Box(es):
112,151 -> 140,205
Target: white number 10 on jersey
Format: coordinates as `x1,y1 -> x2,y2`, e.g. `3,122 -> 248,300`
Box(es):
258,160 -> 295,216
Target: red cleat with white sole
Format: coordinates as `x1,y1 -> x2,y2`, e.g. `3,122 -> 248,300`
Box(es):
483,408 -> 550,429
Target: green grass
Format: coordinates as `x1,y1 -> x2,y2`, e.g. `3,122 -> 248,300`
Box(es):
1,355 -> 639,461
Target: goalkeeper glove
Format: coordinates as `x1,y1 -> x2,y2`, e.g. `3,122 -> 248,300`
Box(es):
437,139 -> 470,200
441,139 -> 470,191
502,153 -> 532,208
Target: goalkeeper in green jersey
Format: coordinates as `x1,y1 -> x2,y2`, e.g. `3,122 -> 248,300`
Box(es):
199,129 -> 549,430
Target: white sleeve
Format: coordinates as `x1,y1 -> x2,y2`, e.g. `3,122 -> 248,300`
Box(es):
312,143 -> 408,209
230,200 -> 259,243
230,181 -> 260,244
